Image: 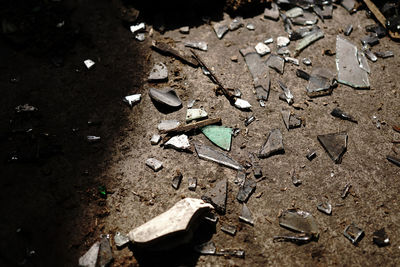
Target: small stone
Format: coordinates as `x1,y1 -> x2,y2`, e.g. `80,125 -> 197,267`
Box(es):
255,42 -> 271,56
277,36 -> 290,48
303,58 -> 312,65
148,62 -> 168,82
146,158 -> 163,171
150,134 -> 161,145
165,134 -> 190,151
234,99 -> 252,110
84,59 -> 95,69
264,37 -> 274,44
179,26 -> 190,34
157,120 -> 180,132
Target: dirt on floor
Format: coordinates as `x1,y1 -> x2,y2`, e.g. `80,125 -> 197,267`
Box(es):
1,0 -> 400,266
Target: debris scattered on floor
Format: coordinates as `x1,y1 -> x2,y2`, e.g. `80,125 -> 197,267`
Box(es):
149,87 -> 182,109
387,155 -> 400,167
331,108 -> 357,123
372,228 -> 390,247
237,177 -> 256,203
186,108 -> 208,122
83,59 -> 95,69
188,177 -> 197,191
306,150 -> 317,161
151,40 -> 199,67
148,62 -> 168,82
179,26 -> 189,34
171,169 -> 183,189
150,134 -> 161,145
305,67 -> 335,97
343,223 -> 364,245
160,118 -> 221,134
114,232 -> 130,248
317,201 -> 332,215
123,94 -> 141,107
97,236 -> 113,267
195,142 -> 243,170
279,209 -> 319,237
344,24 -> 353,36
341,183 -> 352,199
229,17 -> 244,31
128,198 -> 213,249
278,81 -> 294,105
291,169 -> 302,186
264,3 -> 279,21
244,115 -> 255,127
86,136 -> 101,143
184,41 -> 208,51
255,42 -> 270,56
258,129 -> 284,158
157,119 -> 181,132
145,158 -> 163,172
221,224 -> 237,236
266,54 -> 285,74
273,234 -> 312,244
317,132 -> 348,164
165,134 -> 191,151
246,23 -> 255,31
202,178 -> 228,214
239,203 -> 254,225
281,109 -> 301,130
79,241 -> 100,267
213,23 -> 229,39
194,241 -> 216,255
201,125 -> 233,151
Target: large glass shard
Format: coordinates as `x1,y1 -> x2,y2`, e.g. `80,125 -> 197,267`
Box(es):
213,23 -> 228,39
279,209 -> 319,236
201,125 -> 232,151
294,28 -> 324,56
128,198 -> 213,249
194,143 -> 244,170
343,223 -> 364,245
258,129 -> 284,158
149,87 -> 182,108
317,132 -> 348,164
281,109 -> 302,130
336,36 -> 370,89
236,177 -> 256,203
266,54 -> 285,74
307,67 -> 334,97
239,204 -> 254,225
202,178 -> 227,214
79,241 -> 100,267
240,47 -> 270,101
97,237 -> 113,267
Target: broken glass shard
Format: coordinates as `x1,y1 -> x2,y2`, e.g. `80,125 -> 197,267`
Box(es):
306,67 -> 334,97
148,62 -> 168,82
291,12 -> 318,26
201,178 -> 228,214
277,36 -> 290,48
318,132 -> 348,164
165,134 -> 190,151
239,204 -> 254,225
302,58 -> 312,65
234,99 -> 252,110
114,232 -> 130,248
237,177 -> 256,203
201,125 -> 232,151
331,108 -> 357,123
128,198 -> 213,249
264,3 -> 279,21
130,22 -> 145,34
341,0 -> 356,13
279,209 -> 319,236
373,228 -> 390,247
86,136 -> 100,143
187,99 -> 196,108
217,249 -> 245,258
97,236 -> 113,267
244,115 -> 255,127
277,47 -> 291,56
158,120 -> 180,132
171,170 -> 183,189
266,54 -> 285,74
258,129 -> 284,158
213,23 -> 228,39
375,51 -> 394,58
186,109 -> 208,122
15,104 -> 37,113
387,155 -> 400,167
295,28 -> 324,56
296,69 -> 310,80
366,24 -> 387,38
336,36 -> 370,89
341,183 -> 351,199
188,177 -> 197,191
362,46 -> 377,62
235,171 -> 246,186
306,150 -> 316,161
344,24 -> 353,36
264,37 -> 273,44
204,211 -> 219,224
273,233 -> 312,244
149,87 -> 182,108
361,33 -> 379,47
150,134 -> 161,145
317,201 -> 332,215
284,57 -> 299,66
146,158 -> 163,172
229,17 -> 243,31
278,81 -> 293,105
123,94 -> 141,107
255,42 -> 270,56
179,26 -> 189,34
289,26 -> 314,41
281,109 -> 301,130
240,47 -> 270,101
184,41 -> 208,51
291,170 -> 302,186
343,223 -> 364,245
246,23 -> 255,30
194,241 -> 216,255
79,241 -> 100,267
194,143 -> 244,170
281,13 -> 293,34
221,224 -> 237,236
286,7 -> 303,18
357,51 -> 370,74
84,59 -> 95,69
135,33 -> 145,42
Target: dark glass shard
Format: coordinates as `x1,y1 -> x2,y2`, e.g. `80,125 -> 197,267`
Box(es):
266,54 -> 285,74
306,150 -> 316,161
278,81 -> 294,104
264,3 -> 280,21
235,171 -> 246,185
244,115 -> 255,127
317,132 -> 348,163
281,109 -> 301,130
98,236 -> 113,267
331,108 -> 357,123
344,24 -> 353,36
279,209 -> 319,235
194,143 -> 244,170
236,177 -> 256,203
221,224 -> 237,236
296,69 -> 310,80
361,33 -> 379,47
239,204 -> 254,225
171,170 -> 183,189
387,155 -> 400,167
194,241 -> 216,255
372,228 -> 390,247
204,211 -> 219,224
201,178 -> 228,214
188,177 -> 197,191
216,249 -> 245,258
307,67 -> 334,97
273,233 -> 312,244
258,129 -> 284,158
343,223 -> 364,245
375,51 -> 394,58
341,183 -> 351,199
365,24 -> 386,38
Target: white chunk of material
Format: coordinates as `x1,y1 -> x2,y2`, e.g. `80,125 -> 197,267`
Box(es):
84,59 -> 95,69
255,42 -> 271,56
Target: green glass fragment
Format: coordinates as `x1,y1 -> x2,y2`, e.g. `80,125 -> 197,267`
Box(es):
201,125 -> 232,151
98,185 -> 107,198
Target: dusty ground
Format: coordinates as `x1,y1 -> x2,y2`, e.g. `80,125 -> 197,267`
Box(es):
1,0 -> 400,266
